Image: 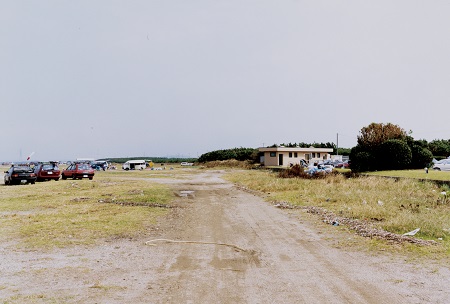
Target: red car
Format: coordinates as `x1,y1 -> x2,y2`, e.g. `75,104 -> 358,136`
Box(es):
34,162 -> 61,181
61,162 -> 95,180
335,160 -> 350,168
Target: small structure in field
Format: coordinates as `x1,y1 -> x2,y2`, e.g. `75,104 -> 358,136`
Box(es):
259,146 -> 334,167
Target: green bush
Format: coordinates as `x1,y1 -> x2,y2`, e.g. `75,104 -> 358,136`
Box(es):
349,148 -> 375,172
409,144 -> 433,169
350,123 -> 448,172
377,139 -> 412,170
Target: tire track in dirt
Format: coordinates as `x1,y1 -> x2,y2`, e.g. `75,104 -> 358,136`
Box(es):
148,170 -> 449,304
219,187 -> 402,303
145,172 -> 402,303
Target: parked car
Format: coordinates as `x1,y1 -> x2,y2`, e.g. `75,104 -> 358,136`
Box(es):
91,161 -> 109,171
4,164 -> 37,185
34,162 -> 61,181
433,159 -> 450,171
62,162 -> 95,180
342,160 -> 350,168
180,162 -> 194,166
305,164 -> 333,175
334,161 -> 344,168
334,160 -> 350,168
322,160 -> 335,166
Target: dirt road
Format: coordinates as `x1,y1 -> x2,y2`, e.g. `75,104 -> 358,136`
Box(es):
1,170 -> 449,303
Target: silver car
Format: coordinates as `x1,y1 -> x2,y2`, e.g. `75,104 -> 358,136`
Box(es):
433,159 -> 450,171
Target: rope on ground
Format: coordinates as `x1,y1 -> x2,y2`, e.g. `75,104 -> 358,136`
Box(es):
145,238 -> 248,252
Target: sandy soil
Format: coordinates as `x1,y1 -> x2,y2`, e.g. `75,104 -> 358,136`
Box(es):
1,170 -> 449,303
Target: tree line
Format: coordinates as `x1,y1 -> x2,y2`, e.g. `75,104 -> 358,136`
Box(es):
197,148 -> 259,163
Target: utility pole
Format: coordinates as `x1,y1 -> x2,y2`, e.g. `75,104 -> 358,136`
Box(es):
336,133 -> 339,156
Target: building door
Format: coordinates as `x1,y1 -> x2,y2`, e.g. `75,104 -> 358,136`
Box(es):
278,154 -> 283,166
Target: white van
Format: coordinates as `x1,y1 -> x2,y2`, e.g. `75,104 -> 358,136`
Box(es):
122,160 -> 146,170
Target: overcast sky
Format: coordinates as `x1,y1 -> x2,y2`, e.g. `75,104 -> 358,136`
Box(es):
2,1 -> 449,161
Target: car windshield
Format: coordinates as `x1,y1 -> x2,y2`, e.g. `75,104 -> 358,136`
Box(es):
42,164 -> 57,170
13,166 -> 33,172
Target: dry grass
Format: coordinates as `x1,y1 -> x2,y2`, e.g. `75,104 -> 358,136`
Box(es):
201,160 -> 258,169
226,169 -> 450,256
0,168 -> 173,249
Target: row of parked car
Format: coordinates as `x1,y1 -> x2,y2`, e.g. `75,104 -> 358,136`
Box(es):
321,160 -> 350,168
3,161 -> 95,185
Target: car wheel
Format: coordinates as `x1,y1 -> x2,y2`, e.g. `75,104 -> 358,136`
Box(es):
434,168 -> 441,171
62,175 -> 67,180
30,181 -> 35,184
89,177 -> 93,180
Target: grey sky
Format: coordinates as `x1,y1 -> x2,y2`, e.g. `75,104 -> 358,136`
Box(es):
2,1 -> 449,161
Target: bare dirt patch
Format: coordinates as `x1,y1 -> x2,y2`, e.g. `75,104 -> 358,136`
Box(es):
1,170 -> 449,303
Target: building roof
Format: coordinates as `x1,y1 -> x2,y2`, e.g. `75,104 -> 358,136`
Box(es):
259,147 -> 334,153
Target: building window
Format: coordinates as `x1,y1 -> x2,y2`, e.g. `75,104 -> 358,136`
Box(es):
289,152 -> 292,158
317,153 -> 321,158
312,153 -> 316,158
270,152 -> 276,157
294,152 -> 298,158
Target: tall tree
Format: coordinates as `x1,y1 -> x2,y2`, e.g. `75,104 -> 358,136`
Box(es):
357,123 -> 407,150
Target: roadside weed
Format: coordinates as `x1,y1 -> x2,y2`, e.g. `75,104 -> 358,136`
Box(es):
226,170 -> 450,256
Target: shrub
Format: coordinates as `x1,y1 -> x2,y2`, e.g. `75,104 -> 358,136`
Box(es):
377,139 -> 412,170
409,145 -> 433,169
278,164 -> 336,179
278,164 -> 309,178
349,146 -> 376,172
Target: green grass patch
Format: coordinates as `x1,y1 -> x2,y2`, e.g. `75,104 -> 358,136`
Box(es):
0,173 -> 173,249
365,169 -> 450,181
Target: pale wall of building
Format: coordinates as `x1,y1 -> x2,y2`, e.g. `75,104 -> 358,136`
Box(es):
259,147 -> 334,167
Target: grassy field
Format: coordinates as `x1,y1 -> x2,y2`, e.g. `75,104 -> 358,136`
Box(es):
0,167 -> 175,249
365,169 -> 450,181
226,169 -> 450,257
